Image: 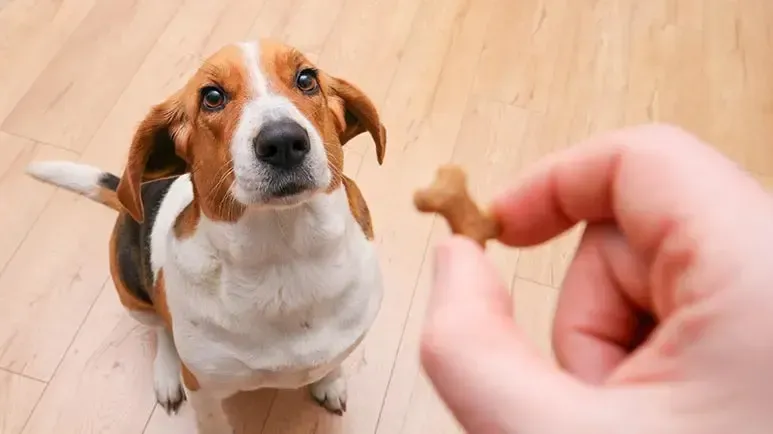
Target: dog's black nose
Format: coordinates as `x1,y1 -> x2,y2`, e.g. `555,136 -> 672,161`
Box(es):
253,120 -> 310,169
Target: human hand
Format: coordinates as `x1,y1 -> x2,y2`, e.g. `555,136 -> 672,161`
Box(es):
420,124 -> 773,434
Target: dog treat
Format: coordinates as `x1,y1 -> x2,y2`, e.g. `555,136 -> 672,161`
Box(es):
414,164 -> 501,247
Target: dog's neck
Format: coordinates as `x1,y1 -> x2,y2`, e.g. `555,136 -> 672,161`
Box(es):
196,185 -> 352,267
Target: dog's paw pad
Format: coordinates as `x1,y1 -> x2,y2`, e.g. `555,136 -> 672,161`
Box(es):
310,376 -> 347,415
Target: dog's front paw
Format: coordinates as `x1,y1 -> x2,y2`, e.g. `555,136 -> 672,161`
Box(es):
154,355 -> 186,413
153,328 -> 186,414
310,373 -> 347,415
154,369 -> 186,414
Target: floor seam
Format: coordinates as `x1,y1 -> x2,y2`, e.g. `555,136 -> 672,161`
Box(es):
0,366 -> 47,384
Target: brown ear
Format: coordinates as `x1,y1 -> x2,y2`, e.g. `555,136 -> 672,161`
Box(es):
330,77 -> 387,164
116,97 -> 190,222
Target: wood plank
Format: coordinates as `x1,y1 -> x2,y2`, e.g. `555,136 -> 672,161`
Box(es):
246,0 -> 303,41
0,132 -> 28,180
143,400 -> 197,434
143,389 -> 277,434
0,139 -> 79,272
197,0 -> 268,55
0,370 -> 46,434
573,0 -> 633,135
397,374 -> 462,434
21,286 -> 157,434
251,0 -> 347,56
701,0 -> 773,174
0,0 -> 97,125
1,0 -> 183,151
473,0 -> 575,113
0,186 -> 116,380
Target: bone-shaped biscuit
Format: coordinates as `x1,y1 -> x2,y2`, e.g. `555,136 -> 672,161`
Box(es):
413,164 -> 502,248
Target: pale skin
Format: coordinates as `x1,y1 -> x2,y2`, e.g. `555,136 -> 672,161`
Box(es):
420,124 -> 773,434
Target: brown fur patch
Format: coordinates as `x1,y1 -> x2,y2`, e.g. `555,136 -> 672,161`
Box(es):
181,364 -> 201,391
173,201 -> 201,239
108,217 -> 155,312
98,188 -> 124,212
342,175 -> 374,239
185,45 -> 248,223
151,268 -> 173,329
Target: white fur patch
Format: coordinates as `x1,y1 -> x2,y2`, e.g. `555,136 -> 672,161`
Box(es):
149,174 -> 195,280
26,161 -> 103,199
160,184 -> 383,395
238,41 -> 268,96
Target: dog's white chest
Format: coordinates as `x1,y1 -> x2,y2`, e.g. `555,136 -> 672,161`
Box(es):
158,186 -> 383,392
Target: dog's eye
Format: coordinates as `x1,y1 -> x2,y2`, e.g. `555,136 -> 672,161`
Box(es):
201,86 -> 226,111
295,69 -> 319,94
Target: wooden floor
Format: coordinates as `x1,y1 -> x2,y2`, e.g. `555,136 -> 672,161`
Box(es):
1,0 -> 772,433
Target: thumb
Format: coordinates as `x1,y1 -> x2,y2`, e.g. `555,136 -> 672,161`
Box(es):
420,236 -> 599,433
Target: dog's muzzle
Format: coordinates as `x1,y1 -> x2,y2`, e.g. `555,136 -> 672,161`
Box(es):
253,119 -> 315,199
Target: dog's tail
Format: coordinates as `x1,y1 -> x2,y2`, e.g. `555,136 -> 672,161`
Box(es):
26,161 -> 123,212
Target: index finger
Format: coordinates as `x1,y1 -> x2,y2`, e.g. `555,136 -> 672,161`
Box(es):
492,124 -> 769,262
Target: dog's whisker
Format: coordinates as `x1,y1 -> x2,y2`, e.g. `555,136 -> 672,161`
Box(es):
207,163 -> 235,202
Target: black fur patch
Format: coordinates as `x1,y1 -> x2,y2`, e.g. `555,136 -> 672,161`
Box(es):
115,176 -> 179,304
143,130 -> 188,180
98,173 -> 120,191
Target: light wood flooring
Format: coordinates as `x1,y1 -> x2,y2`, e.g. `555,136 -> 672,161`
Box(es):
1,0 -> 772,433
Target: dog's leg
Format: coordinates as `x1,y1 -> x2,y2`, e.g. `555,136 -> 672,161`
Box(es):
186,388 -> 233,434
154,327 -> 186,414
310,366 -> 348,415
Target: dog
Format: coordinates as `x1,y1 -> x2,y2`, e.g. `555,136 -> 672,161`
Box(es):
26,39 -> 386,433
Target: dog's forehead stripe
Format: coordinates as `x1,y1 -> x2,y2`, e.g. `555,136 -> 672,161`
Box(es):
238,41 -> 269,97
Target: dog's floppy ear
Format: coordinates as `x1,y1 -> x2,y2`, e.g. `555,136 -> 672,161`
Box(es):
116,95 -> 190,222
329,77 -> 387,164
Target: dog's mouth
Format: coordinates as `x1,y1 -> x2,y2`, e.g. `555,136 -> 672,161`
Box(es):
260,173 -> 319,207
232,159 -> 329,207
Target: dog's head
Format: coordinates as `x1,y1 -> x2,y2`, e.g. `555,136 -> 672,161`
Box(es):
116,40 -> 386,223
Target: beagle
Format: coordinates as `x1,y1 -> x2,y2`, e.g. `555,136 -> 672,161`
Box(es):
26,40 -> 386,433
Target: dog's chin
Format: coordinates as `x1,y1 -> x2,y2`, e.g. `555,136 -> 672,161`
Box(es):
234,180 -> 321,209
262,183 -> 318,208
